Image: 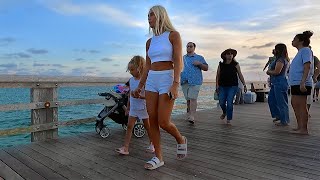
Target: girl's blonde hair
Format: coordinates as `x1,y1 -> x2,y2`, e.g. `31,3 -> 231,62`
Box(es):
149,5 -> 176,35
126,55 -> 145,75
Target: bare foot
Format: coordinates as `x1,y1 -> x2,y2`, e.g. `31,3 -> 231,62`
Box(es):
292,127 -> 300,131
226,120 -> 232,126
290,130 -> 309,135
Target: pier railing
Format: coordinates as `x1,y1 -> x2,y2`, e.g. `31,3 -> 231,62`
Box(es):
0,75 -> 268,143
0,75 -> 122,142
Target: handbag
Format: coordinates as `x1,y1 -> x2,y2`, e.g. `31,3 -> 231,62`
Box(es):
214,91 -> 219,100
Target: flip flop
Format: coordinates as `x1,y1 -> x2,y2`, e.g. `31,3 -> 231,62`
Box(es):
145,157 -> 164,170
177,136 -> 187,160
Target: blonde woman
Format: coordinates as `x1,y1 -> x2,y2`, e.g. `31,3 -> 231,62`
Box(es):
133,5 -> 187,170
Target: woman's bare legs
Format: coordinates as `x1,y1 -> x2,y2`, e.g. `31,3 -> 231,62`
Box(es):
144,91 -> 185,168
291,95 -> 309,134
142,118 -> 153,145
157,93 -> 185,158
144,91 -> 161,168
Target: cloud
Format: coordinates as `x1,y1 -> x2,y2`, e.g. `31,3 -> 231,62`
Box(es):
0,37 -> 15,46
246,54 -> 269,60
27,48 -> 49,54
0,63 -> 18,68
73,49 -> 100,53
33,63 -> 67,68
43,1 -> 145,28
101,58 -> 113,62
75,58 -> 86,61
3,52 -> 31,58
113,64 -> 120,67
251,42 -> 276,49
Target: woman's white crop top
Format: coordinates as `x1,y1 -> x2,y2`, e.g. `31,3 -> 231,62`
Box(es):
147,31 -> 173,63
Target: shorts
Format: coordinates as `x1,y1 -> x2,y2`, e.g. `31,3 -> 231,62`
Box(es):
315,81 -> 320,89
290,85 -> 312,96
181,84 -> 201,100
307,83 -> 315,104
129,109 -> 149,120
145,70 -> 173,95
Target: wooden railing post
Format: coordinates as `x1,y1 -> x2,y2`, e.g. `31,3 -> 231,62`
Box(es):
30,84 -> 58,142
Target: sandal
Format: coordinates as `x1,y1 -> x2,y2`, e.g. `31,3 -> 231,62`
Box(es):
188,116 -> 195,124
115,147 -> 129,155
146,144 -> 155,153
144,157 -> 164,170
220,114 -> 226,120
272,118 -> 280,122
177,136 -> 187,160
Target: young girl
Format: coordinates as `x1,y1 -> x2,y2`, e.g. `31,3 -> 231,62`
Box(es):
115,56 -> 154,155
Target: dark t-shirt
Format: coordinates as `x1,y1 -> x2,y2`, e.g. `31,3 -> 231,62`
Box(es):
218,60 -> 238,86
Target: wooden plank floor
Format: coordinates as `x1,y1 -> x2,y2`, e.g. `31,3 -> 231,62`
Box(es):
0,102 -> 320,180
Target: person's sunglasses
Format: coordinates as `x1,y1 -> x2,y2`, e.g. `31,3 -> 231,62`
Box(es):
187,45 -> 193,48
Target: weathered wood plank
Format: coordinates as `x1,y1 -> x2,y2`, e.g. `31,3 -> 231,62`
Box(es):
0,158 -> 24,180
3,148 -> 67,179
31,87 -> 58,141
0,117 -> 96,137
0,149 -> 45,180
17,146 -> 88,180
0,98 -> 107,112
0,101 -> 319,179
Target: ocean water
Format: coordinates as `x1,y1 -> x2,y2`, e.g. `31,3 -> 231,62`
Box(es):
0,83 -> 216,148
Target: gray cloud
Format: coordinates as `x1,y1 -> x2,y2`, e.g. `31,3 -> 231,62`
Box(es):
113,64 -> 120,67
73,49 -> 100,53
101,58 -> 113,62
75,58 -> 86,61
0,37 -> 15,46
3,52 -> 31,58
251,42 -> 276,49
87,66 -> 97,70
247,54 -> 269,60
0,63 -> 18,68
27,48 -> 49,54
33,63 -> 67,68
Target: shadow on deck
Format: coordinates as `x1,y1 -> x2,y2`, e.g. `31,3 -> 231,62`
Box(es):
1,102 -> 320,180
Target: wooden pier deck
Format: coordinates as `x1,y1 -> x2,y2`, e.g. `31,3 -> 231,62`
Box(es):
0,102 -> 320,180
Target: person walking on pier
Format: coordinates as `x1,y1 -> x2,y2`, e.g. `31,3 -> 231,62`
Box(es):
116,56 -> 154,155
215,48 -> 247,125
180,42 -> 208,124
133,5 -> 187,170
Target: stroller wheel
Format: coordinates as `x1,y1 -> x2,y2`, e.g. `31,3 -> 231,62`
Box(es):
133,123 -> 145,138
95,122 -> 102,134
99,126 -> 111,138
122,124 -> 128,131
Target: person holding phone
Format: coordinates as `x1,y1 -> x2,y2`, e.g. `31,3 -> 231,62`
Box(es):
133,5 -> 187,170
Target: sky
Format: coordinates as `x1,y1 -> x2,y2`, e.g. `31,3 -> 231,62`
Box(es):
0,0 -> 320,81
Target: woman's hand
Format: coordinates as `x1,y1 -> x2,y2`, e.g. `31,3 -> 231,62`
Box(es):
169,83 -> 179,100
300,82 -> 307,92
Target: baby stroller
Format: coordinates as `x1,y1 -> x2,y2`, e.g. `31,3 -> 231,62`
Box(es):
95,87 -> 146,138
